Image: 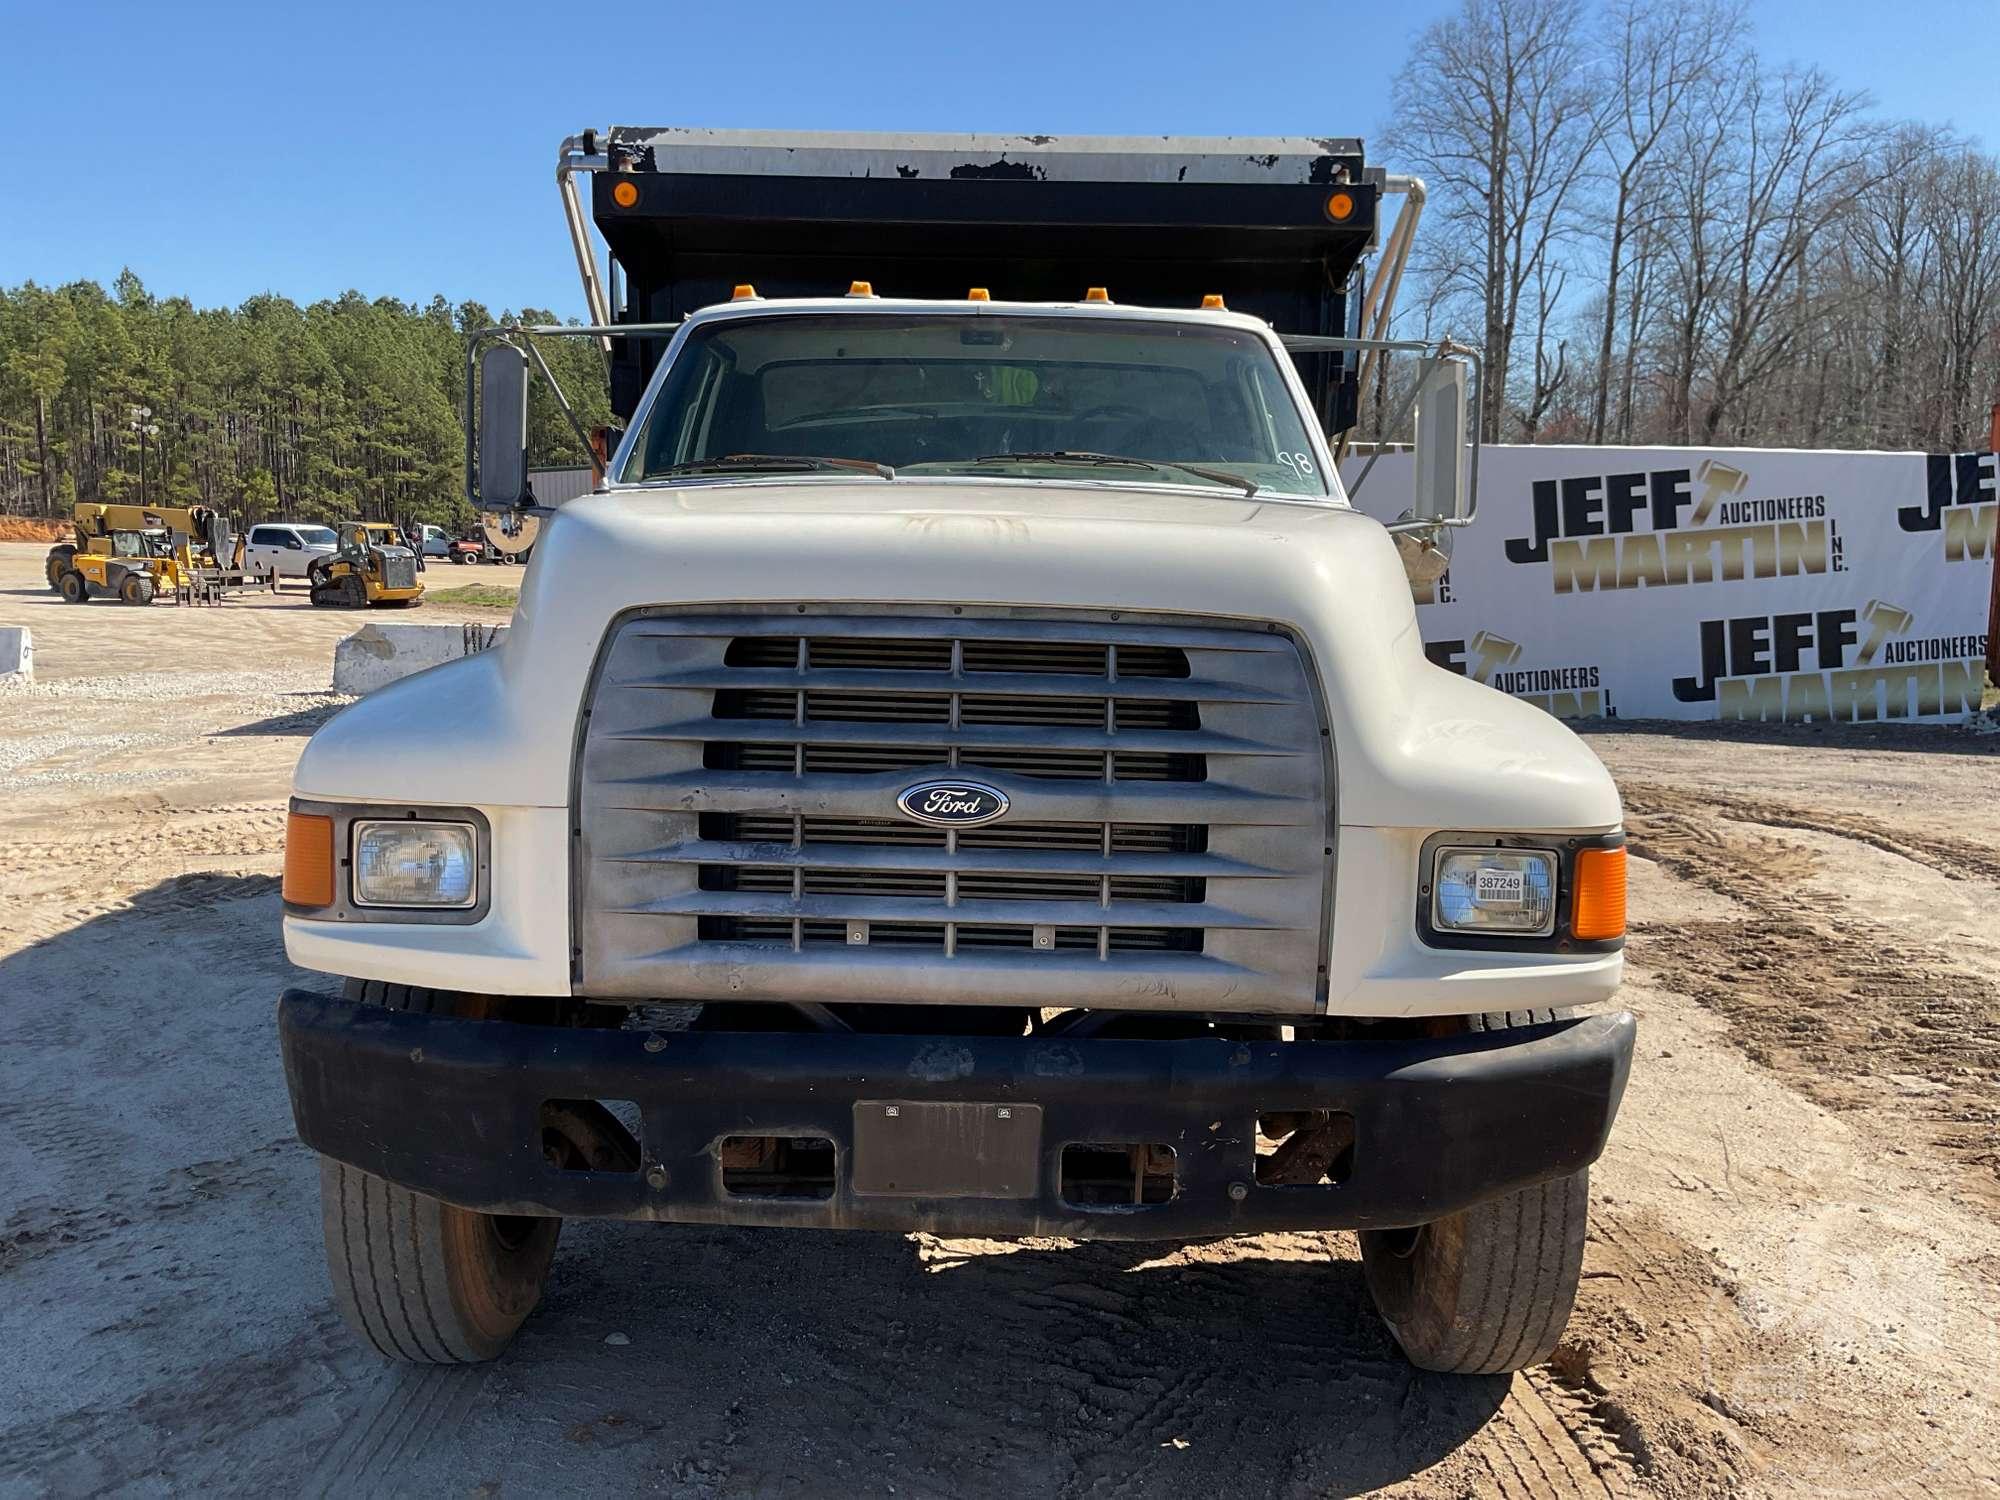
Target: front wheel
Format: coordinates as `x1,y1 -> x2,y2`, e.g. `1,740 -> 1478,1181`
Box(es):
119,573 -> 156,606
1358,1010 -> 1588,1374
319,982 -> 560,1363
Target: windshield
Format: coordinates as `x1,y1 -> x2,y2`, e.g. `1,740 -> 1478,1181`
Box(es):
621,313 -> 1330,497
297,527 -> 336,546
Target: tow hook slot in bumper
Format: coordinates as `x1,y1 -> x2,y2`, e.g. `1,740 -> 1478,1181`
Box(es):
277,989 -> 1635,1240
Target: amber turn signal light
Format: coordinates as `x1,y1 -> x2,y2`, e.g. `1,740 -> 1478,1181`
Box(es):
1325,190 -> 1355,222
284,811 -> 335,909
611,179 -> 640,209
1570,846 -> 1627,941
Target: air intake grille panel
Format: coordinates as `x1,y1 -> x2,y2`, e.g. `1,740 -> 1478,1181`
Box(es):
575,610 -> 1331,1012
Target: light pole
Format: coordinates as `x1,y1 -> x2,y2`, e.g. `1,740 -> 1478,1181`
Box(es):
128,404 -> 160,506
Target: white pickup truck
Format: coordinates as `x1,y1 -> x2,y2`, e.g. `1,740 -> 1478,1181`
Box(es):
277,130 -> 1632,1373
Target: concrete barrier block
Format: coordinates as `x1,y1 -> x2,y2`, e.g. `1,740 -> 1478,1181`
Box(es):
333,622 -> 507,695
0,626 -> 31,684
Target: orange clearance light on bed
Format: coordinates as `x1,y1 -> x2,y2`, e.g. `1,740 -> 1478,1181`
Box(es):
1570,847 -> 1627,941
284,812 -> 335,909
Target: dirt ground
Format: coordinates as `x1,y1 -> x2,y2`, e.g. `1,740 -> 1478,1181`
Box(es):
2,536 -> 1997,1498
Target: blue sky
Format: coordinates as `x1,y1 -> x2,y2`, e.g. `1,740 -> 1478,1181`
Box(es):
0,0 -> 1987,317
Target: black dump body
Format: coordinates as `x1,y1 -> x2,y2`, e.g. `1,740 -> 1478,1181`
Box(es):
589,128 -> 1382,432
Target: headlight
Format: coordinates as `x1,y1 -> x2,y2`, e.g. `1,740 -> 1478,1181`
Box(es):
352,820 -> 478,908
1430,847 -> 1557,936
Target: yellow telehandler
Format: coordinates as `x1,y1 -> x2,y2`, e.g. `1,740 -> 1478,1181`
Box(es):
46,504 -> 194,605
45,502 -> 267,605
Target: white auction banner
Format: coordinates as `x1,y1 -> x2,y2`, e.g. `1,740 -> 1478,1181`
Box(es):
1340,445 -> 1996,724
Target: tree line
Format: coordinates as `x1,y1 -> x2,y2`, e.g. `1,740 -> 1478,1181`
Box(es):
0,272 -> 609,523
1379,0 -> 2000,451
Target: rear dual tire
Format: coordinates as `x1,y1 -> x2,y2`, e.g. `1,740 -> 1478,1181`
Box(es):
318,981 -> 559,1363
1358,1009 -> 1589,1374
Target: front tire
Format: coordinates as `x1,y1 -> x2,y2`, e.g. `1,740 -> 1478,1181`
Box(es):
318,981 -> 560,1363
119,573 -> 155,606
1358,1010 -> 1589,1374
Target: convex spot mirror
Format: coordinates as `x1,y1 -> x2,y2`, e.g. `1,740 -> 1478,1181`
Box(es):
478,344 -> 531,510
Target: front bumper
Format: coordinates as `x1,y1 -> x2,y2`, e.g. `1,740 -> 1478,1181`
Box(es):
278,989 -> 1635,1239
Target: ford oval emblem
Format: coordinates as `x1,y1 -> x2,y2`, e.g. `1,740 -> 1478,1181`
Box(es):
896,779 -> 1010,828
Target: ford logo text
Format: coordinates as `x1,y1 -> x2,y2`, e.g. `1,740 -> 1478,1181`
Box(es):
896,780 -> 1010,828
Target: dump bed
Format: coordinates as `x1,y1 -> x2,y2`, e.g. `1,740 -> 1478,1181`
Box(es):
585,128 -> 1382,430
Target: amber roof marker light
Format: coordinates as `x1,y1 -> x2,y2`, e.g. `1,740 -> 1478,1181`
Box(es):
611,179 -> 640,209
1325,190 -> 1356,223
1083,287 -> 1111,303
967,288 -> 991,301
1201,294 -> 1227,309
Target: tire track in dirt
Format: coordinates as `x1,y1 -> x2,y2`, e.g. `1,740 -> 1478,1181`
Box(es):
0,1139 -> 298,1277
305,1364 -> 492,1498
1621,781 -> 2000,1206
8,871 -> 283,948
1621,780 -> 2000,885
907,1234 -> 1640,1500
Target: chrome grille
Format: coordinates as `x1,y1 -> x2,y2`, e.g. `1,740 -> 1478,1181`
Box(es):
575,610 -> 1331,1012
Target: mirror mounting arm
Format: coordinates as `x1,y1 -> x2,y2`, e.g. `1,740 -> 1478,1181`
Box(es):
463,322 -> 685,512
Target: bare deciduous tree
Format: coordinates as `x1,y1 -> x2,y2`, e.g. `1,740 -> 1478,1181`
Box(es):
1700,67 -> 1872,442
1385,0 -> 1602,440
1586,0 -> 1743,441
1377,4 -> 2000,456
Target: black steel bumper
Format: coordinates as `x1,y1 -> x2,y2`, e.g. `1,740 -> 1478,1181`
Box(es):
277,989 -> 1635,1239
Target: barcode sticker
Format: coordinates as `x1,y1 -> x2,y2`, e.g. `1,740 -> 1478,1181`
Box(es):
1474,866 -> 1526,906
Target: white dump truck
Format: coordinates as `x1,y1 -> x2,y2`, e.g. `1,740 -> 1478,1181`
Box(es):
277,130 -> 1632,1372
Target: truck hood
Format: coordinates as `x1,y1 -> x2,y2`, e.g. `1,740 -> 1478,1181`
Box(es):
298,480 -> 1621,831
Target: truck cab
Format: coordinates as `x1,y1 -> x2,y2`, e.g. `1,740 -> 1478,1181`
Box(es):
276,130 -> 1632,1374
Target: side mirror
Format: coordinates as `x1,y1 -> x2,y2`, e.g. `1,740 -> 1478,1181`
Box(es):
478,344 -> 531,509
1410,357 -> 1470,523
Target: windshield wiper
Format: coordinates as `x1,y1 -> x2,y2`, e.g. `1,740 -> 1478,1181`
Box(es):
968,451 -> 1259,498
653,453 -> 896,480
